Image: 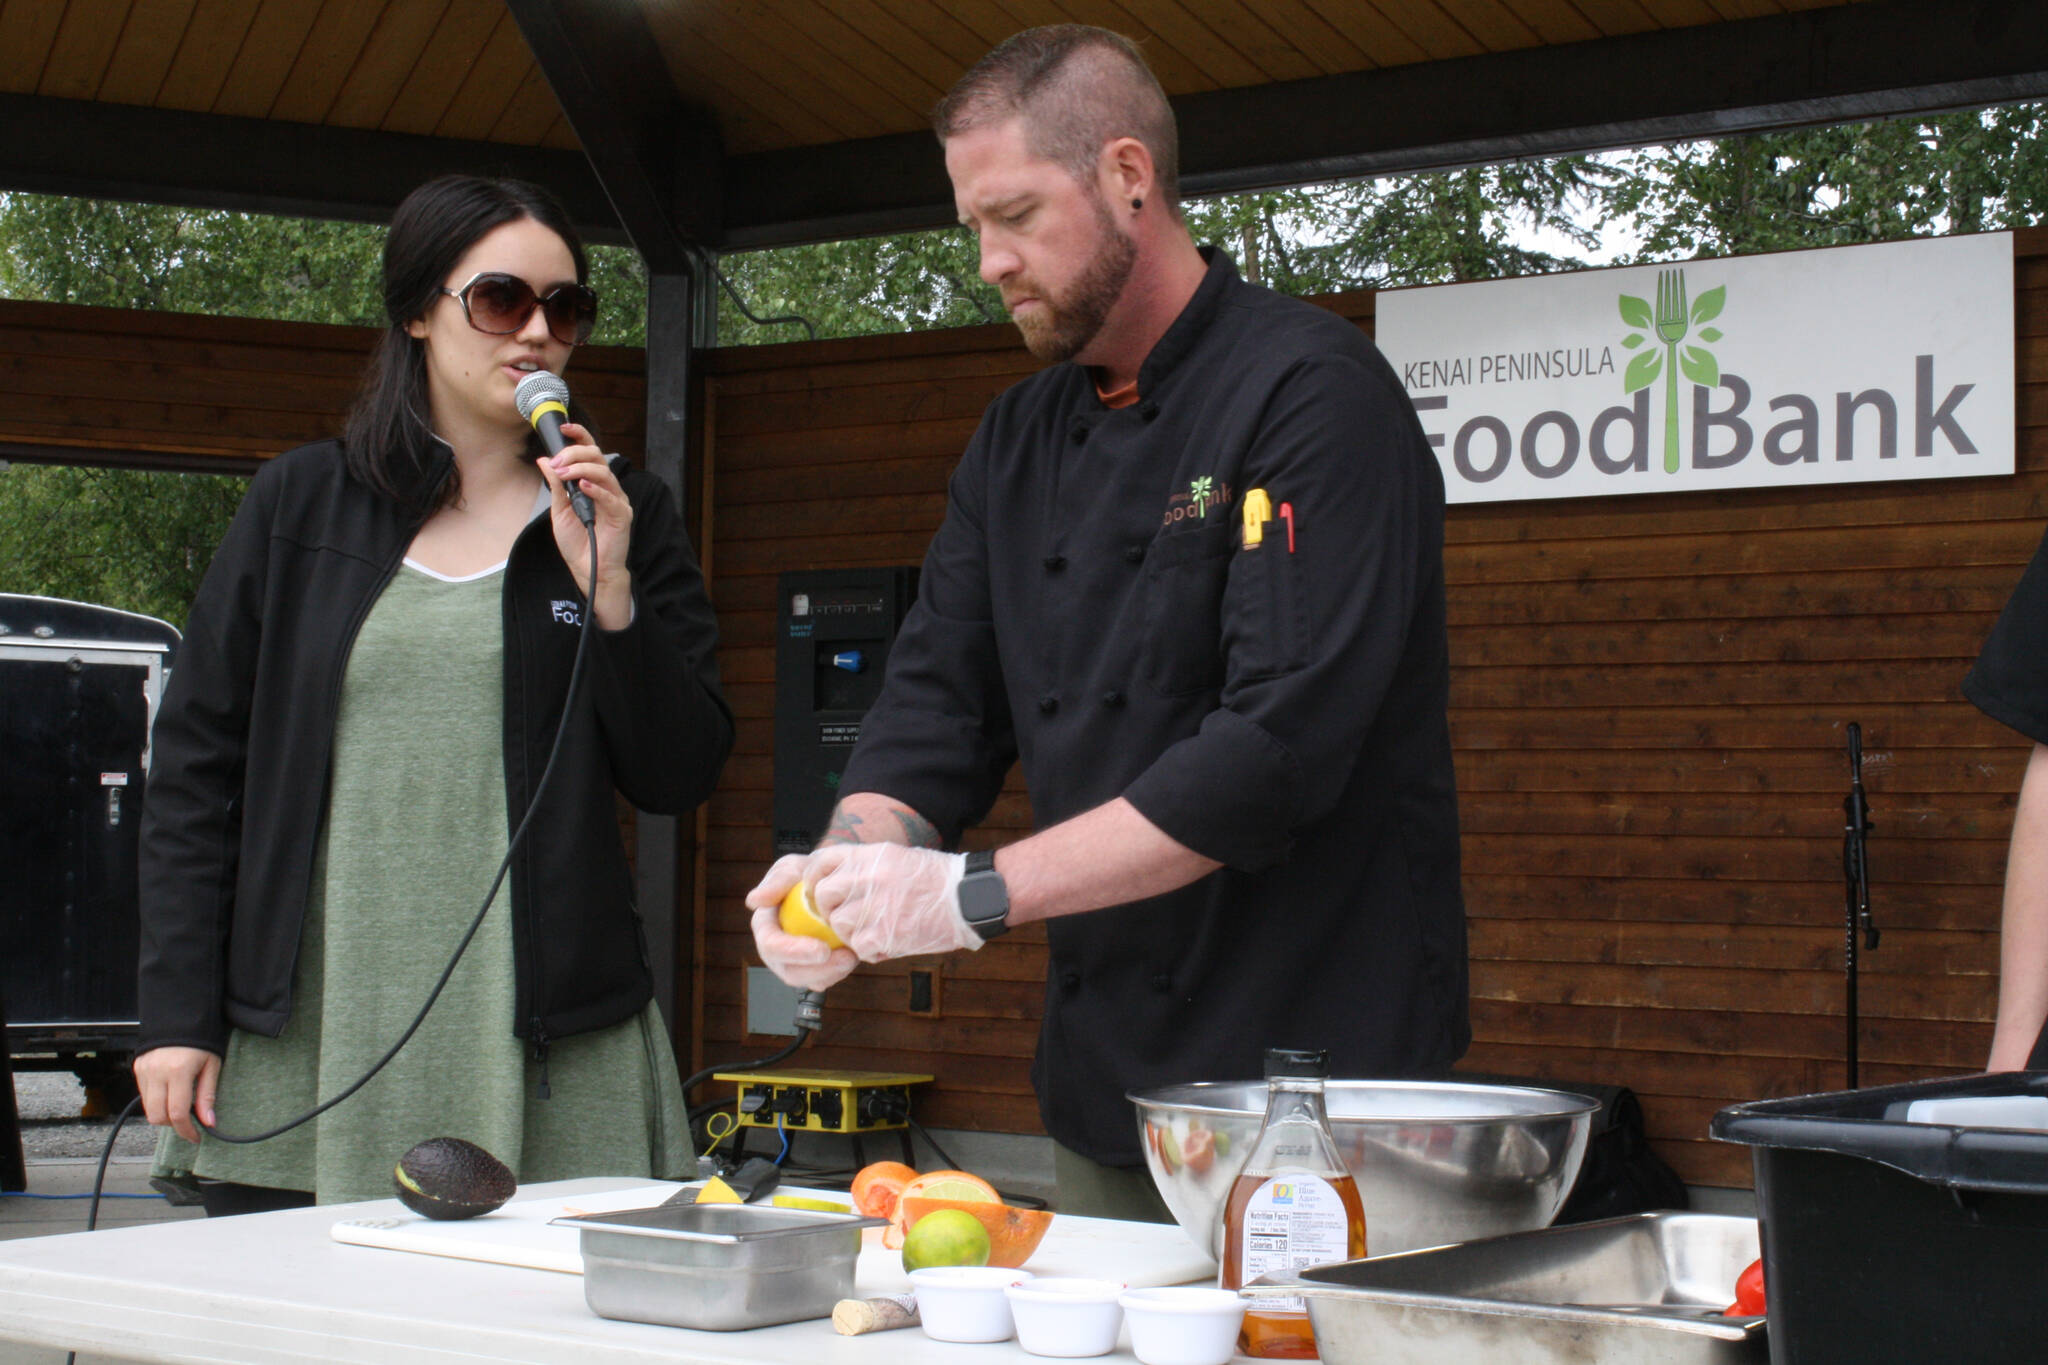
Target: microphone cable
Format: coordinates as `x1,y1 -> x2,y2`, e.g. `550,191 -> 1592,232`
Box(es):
68,484 -> 604,1360
197,519 -> 599,1145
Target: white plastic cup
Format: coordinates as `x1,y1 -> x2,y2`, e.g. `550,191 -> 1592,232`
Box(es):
1118,1287 -> 1247,1365
910,1266 -> 1036,1343
1004,1277 -> 1127,1358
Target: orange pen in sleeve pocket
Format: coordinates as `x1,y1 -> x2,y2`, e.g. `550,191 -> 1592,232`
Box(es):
1279,502 -> 1295,552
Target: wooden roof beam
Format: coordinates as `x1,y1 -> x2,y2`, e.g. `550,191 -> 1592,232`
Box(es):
502,0 -> 720,273
0,92 -> 623,244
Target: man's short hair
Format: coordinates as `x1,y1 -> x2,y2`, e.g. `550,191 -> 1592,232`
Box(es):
934,25 -> 1181,211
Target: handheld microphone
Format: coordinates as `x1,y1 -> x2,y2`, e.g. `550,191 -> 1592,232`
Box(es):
514,369 -> 596,527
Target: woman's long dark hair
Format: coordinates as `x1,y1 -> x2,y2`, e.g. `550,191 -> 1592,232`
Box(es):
343,175 -> 593,513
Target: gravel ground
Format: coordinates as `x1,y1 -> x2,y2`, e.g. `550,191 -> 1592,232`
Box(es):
8,1070 -> 156,1160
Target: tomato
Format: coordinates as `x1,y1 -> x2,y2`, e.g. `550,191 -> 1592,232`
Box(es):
1181,1125 -> 1216,1174
1724,1257 -> 1766,1317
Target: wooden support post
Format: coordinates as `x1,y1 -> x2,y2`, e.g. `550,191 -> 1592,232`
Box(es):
637,259 -> 719,1056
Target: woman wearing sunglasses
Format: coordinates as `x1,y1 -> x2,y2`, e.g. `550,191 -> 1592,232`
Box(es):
134,174 -> 734,1213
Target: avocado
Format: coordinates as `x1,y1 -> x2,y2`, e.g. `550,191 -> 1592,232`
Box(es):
393,1136 -> 517,1220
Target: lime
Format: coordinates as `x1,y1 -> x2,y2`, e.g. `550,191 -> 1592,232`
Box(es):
901,1207 -> 992,1271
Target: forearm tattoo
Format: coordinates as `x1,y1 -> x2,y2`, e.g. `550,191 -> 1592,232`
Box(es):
819,806 -> 867,847
818,802 -> 943,849
892,809 -> 942,849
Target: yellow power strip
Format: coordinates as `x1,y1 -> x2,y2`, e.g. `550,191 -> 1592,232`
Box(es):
713,1068 -> 933,1134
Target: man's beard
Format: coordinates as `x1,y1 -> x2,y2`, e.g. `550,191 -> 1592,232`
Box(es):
1009,193 -> 1137,364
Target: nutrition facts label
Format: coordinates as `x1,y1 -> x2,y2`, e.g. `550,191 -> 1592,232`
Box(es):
1236,1173 -> 1350,1311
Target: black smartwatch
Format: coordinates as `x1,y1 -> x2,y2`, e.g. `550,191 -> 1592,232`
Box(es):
957,848 -> 1010,941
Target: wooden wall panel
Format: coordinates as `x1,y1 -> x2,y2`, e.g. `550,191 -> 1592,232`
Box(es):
695,324 -> 1042,1133
695,235 -> 2045,1187
0,297 -> 646,472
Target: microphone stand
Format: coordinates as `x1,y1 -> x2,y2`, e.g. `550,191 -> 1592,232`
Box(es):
1842,722 -> 1878,1088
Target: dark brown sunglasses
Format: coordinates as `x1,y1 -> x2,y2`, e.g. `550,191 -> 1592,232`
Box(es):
441,270 -> 598,346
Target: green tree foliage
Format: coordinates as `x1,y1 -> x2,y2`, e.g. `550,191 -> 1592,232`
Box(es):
0,465 -> 243,628
0,191 -> 649,341
717,229 -> 999,346
1612,105 -> 2048,261
0,193 -> 385,324
1189,158 -> 1622,294
713,159 -> 1617,344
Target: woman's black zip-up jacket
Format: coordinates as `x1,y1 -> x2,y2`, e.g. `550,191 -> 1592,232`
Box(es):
136,438 -> 734,1059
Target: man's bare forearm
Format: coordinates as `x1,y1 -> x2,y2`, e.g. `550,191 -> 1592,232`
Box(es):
998,798 -> 1221,926
819,791 -> 943,849
821,793 -> 1220,928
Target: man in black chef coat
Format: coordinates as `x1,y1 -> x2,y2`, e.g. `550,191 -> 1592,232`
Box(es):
748,24 -> 1469,1216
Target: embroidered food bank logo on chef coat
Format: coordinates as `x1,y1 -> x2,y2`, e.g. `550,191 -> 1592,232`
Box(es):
1376,233 -> 2014,504
1162,475 -> 1233,526
550,599 -> 583,626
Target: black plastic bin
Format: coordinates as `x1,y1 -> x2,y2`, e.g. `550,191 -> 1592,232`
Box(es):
1712,1073 -> 2048,1365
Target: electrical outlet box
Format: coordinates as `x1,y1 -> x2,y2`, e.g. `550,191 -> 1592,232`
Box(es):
713,1069 -> 933,1134
745,967 -> 802,1037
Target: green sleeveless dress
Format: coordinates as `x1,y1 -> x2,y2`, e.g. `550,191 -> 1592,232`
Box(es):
153,559 -> 693,1202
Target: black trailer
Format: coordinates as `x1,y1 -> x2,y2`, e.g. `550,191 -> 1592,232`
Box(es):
1,593 -> 178,1112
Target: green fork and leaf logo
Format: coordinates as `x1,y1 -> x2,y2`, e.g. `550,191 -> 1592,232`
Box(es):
1620,269 -> 1726,473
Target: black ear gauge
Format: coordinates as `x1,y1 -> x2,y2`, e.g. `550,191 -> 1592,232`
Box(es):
1132,196 -> 1143,211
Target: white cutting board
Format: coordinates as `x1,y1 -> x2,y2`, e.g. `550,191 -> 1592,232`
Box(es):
331,1182 -> 1217,1291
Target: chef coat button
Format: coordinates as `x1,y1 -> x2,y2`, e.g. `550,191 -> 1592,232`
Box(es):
1124,543 -> 1146,564
1043,554 -> 1067,572
1102,690 -> 1125,708
1151,973 -> 1172,992
1069,423 -> 1088,445
1061,971 -> 1081,991
1139,400 -> 1160,421
1038,695 -> 1059,714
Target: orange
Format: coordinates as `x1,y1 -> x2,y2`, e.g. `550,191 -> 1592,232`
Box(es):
899,1196 -> 1055,1269
850,1160 -> 919,1219
886,1169 -> 1000,1248
779,881 -> 844,949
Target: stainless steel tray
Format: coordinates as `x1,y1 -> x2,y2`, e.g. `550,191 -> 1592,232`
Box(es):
552,1201 -> 886,1331
1293,1211 -> 1766,1365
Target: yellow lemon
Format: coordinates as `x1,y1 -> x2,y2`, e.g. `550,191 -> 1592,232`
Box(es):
901,1207 -> 992,1271
772,1193 -> 852,1212
779,881 -> 844,949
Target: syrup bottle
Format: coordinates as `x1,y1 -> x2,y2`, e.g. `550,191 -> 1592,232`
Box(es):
1218,1048 -> 1367,1359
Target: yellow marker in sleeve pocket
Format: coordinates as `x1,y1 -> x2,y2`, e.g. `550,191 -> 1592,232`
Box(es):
1242,487 -> 1272,547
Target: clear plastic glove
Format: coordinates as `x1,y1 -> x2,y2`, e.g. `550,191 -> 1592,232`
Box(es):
745,853 -> 859,992
812,843 -> 979,961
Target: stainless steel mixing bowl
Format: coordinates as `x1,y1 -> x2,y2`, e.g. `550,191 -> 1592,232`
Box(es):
1128,1079 -> 1598,1259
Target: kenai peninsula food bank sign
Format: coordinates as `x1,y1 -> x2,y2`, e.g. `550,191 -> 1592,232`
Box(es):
1376,233 -> 2014,504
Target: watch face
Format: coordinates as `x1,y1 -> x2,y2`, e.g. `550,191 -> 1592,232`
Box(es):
960,870 -> 1008,936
